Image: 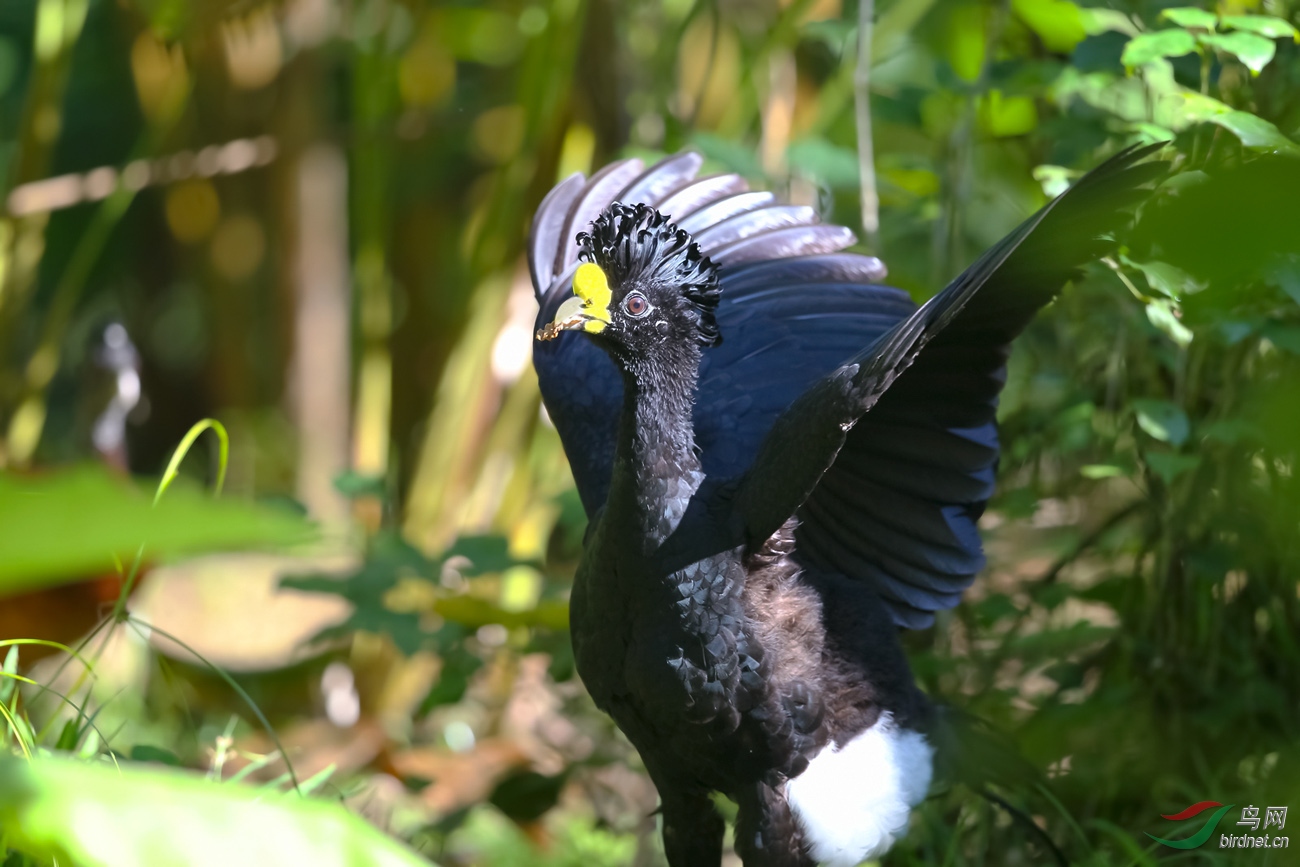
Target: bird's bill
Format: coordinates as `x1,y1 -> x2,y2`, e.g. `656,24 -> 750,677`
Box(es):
535,262 -> 612,340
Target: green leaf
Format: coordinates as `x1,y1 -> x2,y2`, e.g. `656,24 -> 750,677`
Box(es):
128,745 -> 181,767
0,756 -> 435,867
945,2 -> 988,81
54,719 -> 79,751
0,646 -> 17,705
434,595 -> 569,632
786,138 -> 860,188
1261,324 -> 1300,355
1160,169 -> 1210,193
1144,452 -> 1201,484
1145,299 -> 1193,347
1081,464 -> 1125,479
1268,256 -> 1300,305
973,593 -> 1021,626
1203,110 -> 1300,154
1219,320 -> 1255,344
1080,8 -> 1138,37
1132,399 -> 1190,446
0,467 -> 311,596
1176,90 -> 1235,122
283,531 -> 550,656
1121,29 -> 1198,68
1199,32 -> 1276,74
333,471 -> 387,499
1032,164 -> 1076,197
443,534 -> 538,577
488,769 -> 569,822
1012,0 -> 1087,52
1221,15 -> 1299,40
800,19 -> 855,54
1123,258 -> 1204,298
1178,93 -> 1300,153
1006,622 -> 1115,659
296,763 -> 338,797
1161,7 -> 1217,30
1200,419 -> 1258,445
979,90 -> 1039,137
689,132 -> 763,179
282,531 -> 436,655
1133,122 -> 1177,144
418,643 -> 483,712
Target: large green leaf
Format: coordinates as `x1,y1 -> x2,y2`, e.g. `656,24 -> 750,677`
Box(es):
945,1 -> 988,81
1012,0 -> 1087,53
1079,7 -> 1138,36
1145,299 -> 1193,347
1121,29 -> 1198,68
688,132 -> 763,179
1132,399 -> 1191,446
1203,110 -> 1300,155
1124,258 -> 1204,299
1220,15 -> 1299,40
979,90 -> 1039,137
786,138 -> 859,188
0,467 -> 311,595
280,531 -> 436,655
281,531 -> 551,655
1175,92 -> 1300,154
1144,451 -> 1201,484
1199,31 -> 1276,74
0,756 -> 434,867
1160,7 -> 1217,30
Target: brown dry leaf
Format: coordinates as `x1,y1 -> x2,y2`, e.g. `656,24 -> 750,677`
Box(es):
389,737 -> 528,815
228,717 -> 387,784
136,551 -> 355,671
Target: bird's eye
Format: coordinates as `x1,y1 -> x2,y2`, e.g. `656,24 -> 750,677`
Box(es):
624,293 -> 649,318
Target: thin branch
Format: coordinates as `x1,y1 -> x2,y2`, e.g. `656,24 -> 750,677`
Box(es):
1033,499 -> 1146,587
853,0 -> 879,253
136,620 -> 301,793
980,787 -> 1069,867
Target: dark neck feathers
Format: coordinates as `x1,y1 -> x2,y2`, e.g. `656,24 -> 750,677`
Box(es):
610,341 -> 704,550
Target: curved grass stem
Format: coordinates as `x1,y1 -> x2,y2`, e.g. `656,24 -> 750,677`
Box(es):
132,619 -> 301,793
154,418 -> 230,506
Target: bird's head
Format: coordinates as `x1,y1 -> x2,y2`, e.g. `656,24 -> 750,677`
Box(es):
536,203 -> 721,363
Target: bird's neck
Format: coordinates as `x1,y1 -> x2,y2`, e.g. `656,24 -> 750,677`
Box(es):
610,345 -> 704,549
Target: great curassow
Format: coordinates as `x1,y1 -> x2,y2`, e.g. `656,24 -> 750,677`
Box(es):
530,145 -> 1167,866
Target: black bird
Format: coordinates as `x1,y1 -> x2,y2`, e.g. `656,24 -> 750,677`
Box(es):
530,146 -> 1165,866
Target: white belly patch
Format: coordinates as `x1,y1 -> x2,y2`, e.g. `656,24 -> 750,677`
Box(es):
785,712 -> 934,866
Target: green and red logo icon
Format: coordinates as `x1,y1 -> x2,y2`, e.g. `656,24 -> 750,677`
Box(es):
1148,801 -> 1235,849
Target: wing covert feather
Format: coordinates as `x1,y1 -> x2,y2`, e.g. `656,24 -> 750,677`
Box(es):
729,144 -> 1165,625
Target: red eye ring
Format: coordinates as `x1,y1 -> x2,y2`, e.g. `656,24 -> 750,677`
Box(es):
624,293 -> 649,317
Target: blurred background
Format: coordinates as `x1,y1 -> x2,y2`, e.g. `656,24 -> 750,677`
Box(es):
1,0 -> 1298,864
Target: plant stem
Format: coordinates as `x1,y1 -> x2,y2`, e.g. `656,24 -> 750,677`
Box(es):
854,0 -> 879,253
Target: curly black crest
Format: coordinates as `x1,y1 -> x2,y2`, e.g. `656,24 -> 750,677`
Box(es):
577,202 -> 722,347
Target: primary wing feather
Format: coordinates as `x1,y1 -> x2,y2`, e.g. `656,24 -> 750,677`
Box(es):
731,143 -> 1167,626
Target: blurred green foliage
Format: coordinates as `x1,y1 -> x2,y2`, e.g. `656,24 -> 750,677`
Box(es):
0,0 -> 1298,865
0,464 -> 308,593
0,754 -> 434,867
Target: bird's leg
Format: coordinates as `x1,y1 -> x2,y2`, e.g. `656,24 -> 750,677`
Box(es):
658,790 -> 724,867
733,781 -> 815,867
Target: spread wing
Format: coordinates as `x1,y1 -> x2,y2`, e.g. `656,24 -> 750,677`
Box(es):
731,143 -> 1168,627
